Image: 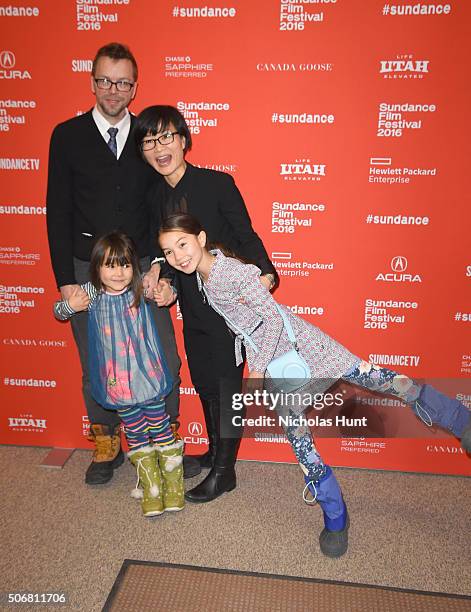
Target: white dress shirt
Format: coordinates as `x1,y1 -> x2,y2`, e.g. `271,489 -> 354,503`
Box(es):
92,106 -> 131,159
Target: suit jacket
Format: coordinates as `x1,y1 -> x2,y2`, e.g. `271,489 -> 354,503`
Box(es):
200,252 -> 360,389
46,110 -> 156,288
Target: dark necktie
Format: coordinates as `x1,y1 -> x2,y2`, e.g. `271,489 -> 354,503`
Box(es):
107,127 -> 118,157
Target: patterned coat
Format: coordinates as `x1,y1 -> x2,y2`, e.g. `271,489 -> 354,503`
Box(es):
199,252 -> 361,402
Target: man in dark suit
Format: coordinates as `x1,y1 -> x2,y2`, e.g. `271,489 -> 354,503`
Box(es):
46,43 -> 187,484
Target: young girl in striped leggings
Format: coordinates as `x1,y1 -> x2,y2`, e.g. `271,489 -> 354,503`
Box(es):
54,232 -> 184,517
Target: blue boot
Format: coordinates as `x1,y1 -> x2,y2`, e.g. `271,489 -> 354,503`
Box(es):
414,385 -> 471,451
304,466 -> 349,558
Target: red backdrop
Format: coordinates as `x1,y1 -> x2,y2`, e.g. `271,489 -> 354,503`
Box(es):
0,0 -> 470,475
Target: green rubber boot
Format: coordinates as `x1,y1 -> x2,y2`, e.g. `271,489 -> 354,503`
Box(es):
156,440 -> 185,512
128,446 -> 164,517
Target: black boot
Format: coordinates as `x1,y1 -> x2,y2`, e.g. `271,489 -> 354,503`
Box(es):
184,438 -> 240,503
192,398 -> 219,470
183,455 -> 202,479
305,468 -> 349,558
170,423 -> 202,479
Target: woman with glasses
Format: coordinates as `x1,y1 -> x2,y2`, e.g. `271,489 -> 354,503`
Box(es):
134,105 -> 277,503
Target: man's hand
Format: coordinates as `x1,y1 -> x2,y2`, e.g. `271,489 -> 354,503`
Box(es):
60,284 -> 81,301
153,278 -> 176,307
142,263 -> 161,298
66,286 -> 90,312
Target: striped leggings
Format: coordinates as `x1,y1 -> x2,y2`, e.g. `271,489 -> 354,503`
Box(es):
116,401 -> 174,451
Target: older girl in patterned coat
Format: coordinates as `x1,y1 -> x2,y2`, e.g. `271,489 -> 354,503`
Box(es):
158,213 -> 471,558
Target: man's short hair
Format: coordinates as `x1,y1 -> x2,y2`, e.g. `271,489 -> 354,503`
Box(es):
92,42 -> 138,81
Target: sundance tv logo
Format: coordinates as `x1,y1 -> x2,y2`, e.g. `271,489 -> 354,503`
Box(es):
376,256 -> 422,283
0,51 -> 31,80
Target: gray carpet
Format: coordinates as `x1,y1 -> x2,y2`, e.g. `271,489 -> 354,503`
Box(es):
1,446 -> 470,611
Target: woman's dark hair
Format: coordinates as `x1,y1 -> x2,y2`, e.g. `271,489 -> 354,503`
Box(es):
134,105 -> 192,154
90,232 -> 143,307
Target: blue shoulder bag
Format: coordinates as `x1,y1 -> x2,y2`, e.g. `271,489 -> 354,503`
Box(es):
205,290 -> 311,393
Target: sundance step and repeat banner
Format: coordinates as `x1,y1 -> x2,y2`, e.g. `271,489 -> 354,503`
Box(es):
1,0 -> 470,475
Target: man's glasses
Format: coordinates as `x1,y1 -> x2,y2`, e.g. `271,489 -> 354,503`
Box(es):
141,132 -> 179,151
94,78 -> 134,92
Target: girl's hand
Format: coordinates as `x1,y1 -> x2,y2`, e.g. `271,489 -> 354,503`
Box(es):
153,279 -> 176,307
67,286 -> 90,312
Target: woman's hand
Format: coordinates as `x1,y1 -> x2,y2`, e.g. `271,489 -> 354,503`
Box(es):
153,279 -> 176,307
260,274 -> 275,291
142,263 -> 160,298
67,286 -> 90,312
239,275 -> 274,304
248,371 -> 264,379
244,370 -> 265,393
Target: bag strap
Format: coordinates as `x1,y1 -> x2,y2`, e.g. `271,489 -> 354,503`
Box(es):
202,287 -> 260,353
202,287 -> 298,354
274,304 -> 297,348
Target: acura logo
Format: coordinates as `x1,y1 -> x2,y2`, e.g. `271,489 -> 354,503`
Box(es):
0,51 -> 15,69
391,256 -> 408,272
188,422 -> 203,436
